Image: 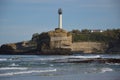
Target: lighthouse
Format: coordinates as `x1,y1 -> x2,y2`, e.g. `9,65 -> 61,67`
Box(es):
58,8 -> 62,29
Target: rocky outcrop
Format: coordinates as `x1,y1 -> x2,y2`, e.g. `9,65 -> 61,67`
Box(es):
71,42 -> 107,53
48,28 -> 72,50
53,58 -> 120,63
0,28 -> 120,54
35,28 -> 72,55
0,41 -> 37,54
106,40 -> 120,53
0,29 -> 72,55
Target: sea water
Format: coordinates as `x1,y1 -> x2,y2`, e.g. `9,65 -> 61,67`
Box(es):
0,54 -> 120,80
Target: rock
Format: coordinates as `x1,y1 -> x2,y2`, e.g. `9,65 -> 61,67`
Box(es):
53,58 -> 120,63
106,40 -> 120,54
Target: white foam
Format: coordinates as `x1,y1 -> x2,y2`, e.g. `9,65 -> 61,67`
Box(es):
114,63 -> 120,65
0,67 -> 28,70
50,64 -> 54,67
0,69 -> 57,76
9,63 -> 19,66
106,63 -> 120,65
38,58 -> 56,61
101,68 -> 113,73
35,57 -> 68,61
69,55 -> 101,59
0,58 -> 7,61
27,55 -> 101,62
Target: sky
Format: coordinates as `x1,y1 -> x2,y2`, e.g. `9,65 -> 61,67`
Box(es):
0,0 -> 120,45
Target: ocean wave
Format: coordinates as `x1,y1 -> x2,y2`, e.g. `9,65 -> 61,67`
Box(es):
8,57 -> 21,61
100,68 -> 113,73
0,67 -> 28,70
0,58 -> 7,61
37,58 -> 57,61
33,57 -> 68,62
0,57 -> 20,61
49,64 -> 54,67
106,63 -> 120,65
9,63 -> 19,66
69,55 -> 101,59
35,55 -> 101,61
0,69 -> 57,76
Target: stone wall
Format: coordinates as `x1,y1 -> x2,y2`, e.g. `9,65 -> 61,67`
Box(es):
72,42 -> 107,53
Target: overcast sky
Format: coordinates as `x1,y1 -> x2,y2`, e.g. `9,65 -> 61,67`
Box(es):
0,0 -> 120,45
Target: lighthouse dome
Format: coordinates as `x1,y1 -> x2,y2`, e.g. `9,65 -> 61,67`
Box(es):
58,8 -> 62,14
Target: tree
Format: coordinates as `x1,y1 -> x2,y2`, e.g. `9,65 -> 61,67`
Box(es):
81,29 -> 90,34
71,29 -> 81,34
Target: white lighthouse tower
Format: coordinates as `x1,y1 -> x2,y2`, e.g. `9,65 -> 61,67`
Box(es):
58,8 -> 62,29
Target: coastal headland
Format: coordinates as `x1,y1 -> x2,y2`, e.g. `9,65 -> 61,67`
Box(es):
0,8 -> 120,55
0,28 -> 120,55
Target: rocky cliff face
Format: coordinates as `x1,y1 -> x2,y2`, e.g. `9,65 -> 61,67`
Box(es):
0,29 -> 72,55
0,40 -> 120,54
35,28 -> 72,55
48,28 -> 72,49
106,40 -> 120,53
72,42 -> 107,53
0,29 -> 120,54
0,41 -> 37,54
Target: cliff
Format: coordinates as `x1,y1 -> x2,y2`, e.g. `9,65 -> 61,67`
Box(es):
0,29 -> 120,54
72,42 -> 107,53
0,41 -> 37,54
0,40 -> 120,54
106,40 -> 120,53
36,28 -> 72,55
0,28 -> 72,55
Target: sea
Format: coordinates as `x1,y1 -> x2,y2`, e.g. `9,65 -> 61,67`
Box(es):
0,54 -> 120,80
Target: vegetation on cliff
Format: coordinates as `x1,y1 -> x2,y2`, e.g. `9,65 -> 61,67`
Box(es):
70,29 -> 120,53
70,29 -> 120,43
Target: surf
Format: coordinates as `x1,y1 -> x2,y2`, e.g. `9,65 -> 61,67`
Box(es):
0,69 -> 57,76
